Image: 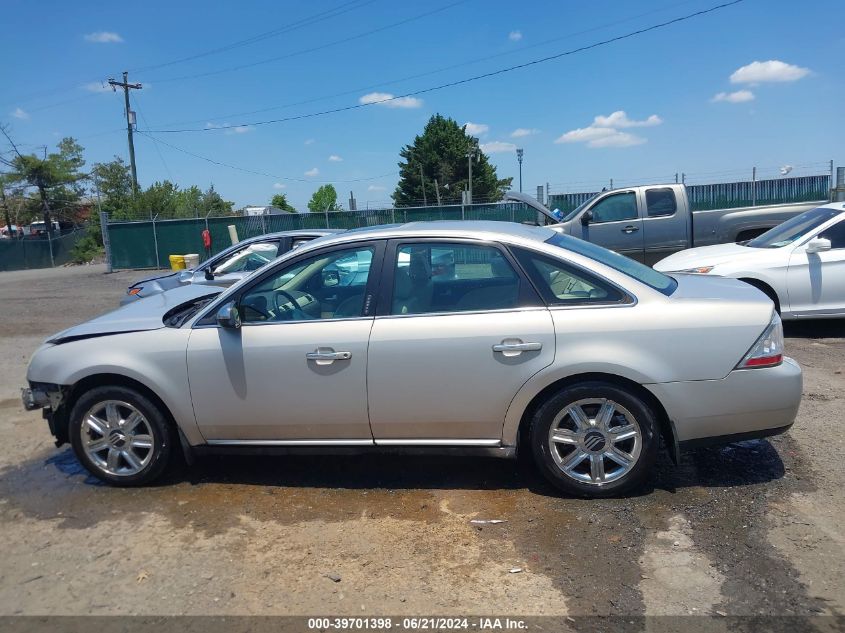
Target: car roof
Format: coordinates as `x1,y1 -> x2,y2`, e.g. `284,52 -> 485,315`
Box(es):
290,221 -> 557,252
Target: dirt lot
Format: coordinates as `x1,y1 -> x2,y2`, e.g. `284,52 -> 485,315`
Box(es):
0,265 -> 843,622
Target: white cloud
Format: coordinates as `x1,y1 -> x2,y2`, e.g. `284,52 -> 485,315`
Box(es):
84,31 -> 123,44
368,185 -> 386,192
555,110 -> 660,148
304,167 -> 319,177
592,111 -> 662,128
359,92 -> 423,109
84,82 -> 112,93
480,140 -> 517,154
304,138 -> 315,145
730,60 -> 810,84
464,122 -> 489,137
328,154 -> 343,162
273,183 -> 287,190
588,132 -> 646,148
510,127 -> 539,138
711,89 -> 755,103
508,30 -> 523,42
11,107 -> 29,120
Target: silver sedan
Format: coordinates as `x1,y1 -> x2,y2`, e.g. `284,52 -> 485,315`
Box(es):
22,222 -> 801,497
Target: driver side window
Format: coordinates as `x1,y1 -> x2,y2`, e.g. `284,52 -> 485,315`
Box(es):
239,246 -> 374,323
590,192 -> 638,223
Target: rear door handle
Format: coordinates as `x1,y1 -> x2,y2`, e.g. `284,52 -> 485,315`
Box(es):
621,225 -> 639,234
493,340 -> 542,356
306,349 -> 352,365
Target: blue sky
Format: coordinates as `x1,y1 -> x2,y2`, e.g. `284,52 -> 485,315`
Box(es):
2,0 -> 843,210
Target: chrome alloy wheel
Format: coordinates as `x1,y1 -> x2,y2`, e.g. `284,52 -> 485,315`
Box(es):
547,398 -> 642,485
80,400 -> 155,476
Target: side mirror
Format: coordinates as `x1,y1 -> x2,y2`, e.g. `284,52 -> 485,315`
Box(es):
204,268 -> 215,281
580,210 -> 594,226
216,302 -> 241,329
322,269 -> 340,287
805,237 -> 831,254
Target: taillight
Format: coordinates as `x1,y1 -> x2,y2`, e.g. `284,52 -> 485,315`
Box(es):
736,312 -> 784,369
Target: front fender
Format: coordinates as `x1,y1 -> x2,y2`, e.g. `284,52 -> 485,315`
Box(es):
26,329 -> 204,445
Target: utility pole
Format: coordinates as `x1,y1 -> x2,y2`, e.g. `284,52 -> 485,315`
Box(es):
516,148 -> 524,193
434,179 -> 442,206
466,148 -> 477,204
108,72 -> 142,194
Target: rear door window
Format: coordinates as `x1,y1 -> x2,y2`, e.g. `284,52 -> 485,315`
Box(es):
646,188 -> 677,217
391,242 -> 521,315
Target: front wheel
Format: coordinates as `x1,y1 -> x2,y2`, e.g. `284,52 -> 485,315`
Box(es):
69,385 -> 173,486
530,381 -> 658,497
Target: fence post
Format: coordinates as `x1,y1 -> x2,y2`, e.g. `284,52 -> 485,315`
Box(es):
100,211 -> 112,273
152,214 -> 161,269
751,167 -> 757,206
835,167 -> 845,202
391,207 -> 395,224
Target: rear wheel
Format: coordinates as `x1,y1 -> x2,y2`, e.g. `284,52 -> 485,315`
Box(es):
69,386 -> 173,486
530,381 -> 658,497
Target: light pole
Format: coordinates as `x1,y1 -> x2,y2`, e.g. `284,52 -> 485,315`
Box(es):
516,148 -> 524,193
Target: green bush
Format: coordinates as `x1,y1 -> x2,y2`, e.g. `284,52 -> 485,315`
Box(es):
70,233 -> 104,264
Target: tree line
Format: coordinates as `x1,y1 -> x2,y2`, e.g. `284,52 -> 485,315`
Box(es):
1,113 -> 512,260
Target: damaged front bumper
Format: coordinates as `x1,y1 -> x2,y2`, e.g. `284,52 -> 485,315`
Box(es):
21,383 -> 70,446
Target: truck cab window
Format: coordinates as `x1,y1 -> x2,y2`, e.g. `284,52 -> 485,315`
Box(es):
589,192 -> 638,223
646,188 -> 677,217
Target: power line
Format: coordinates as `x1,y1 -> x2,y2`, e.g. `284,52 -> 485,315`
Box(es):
129,0 -> 378,74
2,0 -> 375,108
147,1 -> 468,84
142,0 -> 746,134
136,130 -> 398,184
154,0 -> 700,128
132,93 -> 174,182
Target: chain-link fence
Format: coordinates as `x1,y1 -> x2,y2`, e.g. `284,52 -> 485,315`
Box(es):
106,202 -> 536,270
0,229 -> 88,272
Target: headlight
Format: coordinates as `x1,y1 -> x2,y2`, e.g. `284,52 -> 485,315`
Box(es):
676,266 -> 714,274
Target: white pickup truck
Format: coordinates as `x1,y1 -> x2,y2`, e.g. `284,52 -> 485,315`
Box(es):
508,184 -> 825,265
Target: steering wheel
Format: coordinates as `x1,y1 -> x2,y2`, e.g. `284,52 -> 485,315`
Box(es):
241,301 -> 272,322
274,289 -> 304,319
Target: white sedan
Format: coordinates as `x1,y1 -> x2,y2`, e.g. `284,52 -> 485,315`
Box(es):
655,203 -> 845,320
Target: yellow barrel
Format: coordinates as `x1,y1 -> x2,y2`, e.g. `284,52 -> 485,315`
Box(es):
169,254 -> 186,270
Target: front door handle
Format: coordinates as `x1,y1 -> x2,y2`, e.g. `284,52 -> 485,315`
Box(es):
621,225 -> 640,234
306,349 -> 352,365
492,340 -> 542,356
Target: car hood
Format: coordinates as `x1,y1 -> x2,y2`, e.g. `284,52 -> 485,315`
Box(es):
654,243 -> 756,272
130,269 -> 184,289
49,284 -> 224,343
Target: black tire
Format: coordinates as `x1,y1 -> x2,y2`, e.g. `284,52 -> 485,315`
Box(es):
530,381 -> 658,498
69,385 -> 173,486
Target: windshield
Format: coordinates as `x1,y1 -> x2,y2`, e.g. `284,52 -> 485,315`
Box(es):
212,242 -> 280,274
747,207 -> 839,248
546,233 -> 677,296
559,194 -> 600,223
163,294 -> 219,328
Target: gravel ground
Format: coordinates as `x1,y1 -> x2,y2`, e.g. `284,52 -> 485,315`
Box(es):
0,265 -> 842,622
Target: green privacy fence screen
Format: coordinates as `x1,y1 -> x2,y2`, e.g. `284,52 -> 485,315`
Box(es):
547,174 -> 831,214
0,230 -> 86,272
106,202 -> 537,270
